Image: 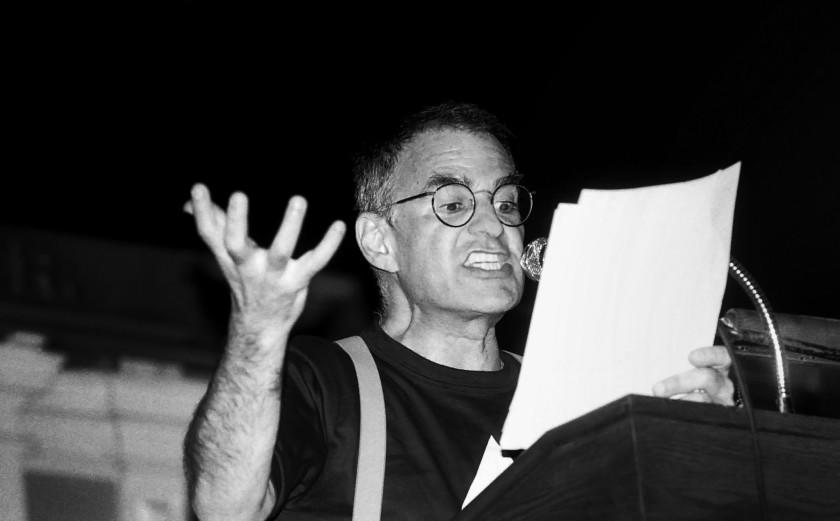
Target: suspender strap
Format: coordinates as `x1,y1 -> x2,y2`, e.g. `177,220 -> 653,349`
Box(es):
334,338 -> 521,521
336,336 -> 386,521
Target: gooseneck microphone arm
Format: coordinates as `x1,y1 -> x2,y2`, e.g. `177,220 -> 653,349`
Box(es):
724,258 -> 792,413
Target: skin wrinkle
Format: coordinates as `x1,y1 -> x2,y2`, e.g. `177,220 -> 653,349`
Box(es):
379,129 -> 525,370
420,171 -> 523,192
222,314 -> 287,392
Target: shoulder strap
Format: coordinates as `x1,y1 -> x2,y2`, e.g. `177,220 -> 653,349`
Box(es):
335,336 -> 386,521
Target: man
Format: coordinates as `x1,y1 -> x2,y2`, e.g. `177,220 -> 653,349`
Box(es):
183,102 -> 734,521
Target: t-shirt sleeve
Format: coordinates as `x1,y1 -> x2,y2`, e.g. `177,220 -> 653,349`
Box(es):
264,346 -> 329,518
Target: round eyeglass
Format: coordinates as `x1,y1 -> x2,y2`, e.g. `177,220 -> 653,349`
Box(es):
382,182 -> 534,228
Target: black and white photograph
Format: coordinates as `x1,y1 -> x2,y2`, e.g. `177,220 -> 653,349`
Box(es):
1,4 -> 838,520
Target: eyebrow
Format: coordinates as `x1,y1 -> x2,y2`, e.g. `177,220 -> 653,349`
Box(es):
493,172 -> 524,189
422,171 -> 524,192
422,173 -> 469,191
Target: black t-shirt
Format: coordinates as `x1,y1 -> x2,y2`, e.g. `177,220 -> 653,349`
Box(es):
267,325 -> 521,521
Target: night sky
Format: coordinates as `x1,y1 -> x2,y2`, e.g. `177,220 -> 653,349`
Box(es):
5,4 -> 838,342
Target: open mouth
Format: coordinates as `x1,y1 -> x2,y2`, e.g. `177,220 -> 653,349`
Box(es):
463,252 -> 507,271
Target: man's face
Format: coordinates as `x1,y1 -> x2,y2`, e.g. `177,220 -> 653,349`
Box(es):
387,129 -> 525,319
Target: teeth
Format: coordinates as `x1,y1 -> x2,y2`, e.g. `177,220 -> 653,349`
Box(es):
465,252 -> 503,264
465,252 -> 506,270
470,262 -> 503,271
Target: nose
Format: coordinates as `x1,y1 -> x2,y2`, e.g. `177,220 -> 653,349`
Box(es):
466,192 -> 504,237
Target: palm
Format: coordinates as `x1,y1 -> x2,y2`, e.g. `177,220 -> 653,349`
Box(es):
188,184 -> 345,334
232,250 -> 313,322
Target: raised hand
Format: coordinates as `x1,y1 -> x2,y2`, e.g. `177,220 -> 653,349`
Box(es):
187,183 -> 346,344
184,184 -> 346,521
652,346 -> 735,406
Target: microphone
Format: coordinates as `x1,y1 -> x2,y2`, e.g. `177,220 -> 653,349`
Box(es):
519,237 -> 548,282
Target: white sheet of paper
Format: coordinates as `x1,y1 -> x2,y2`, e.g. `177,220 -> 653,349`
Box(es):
461,436 -> 513,509
500,163 -> 740,450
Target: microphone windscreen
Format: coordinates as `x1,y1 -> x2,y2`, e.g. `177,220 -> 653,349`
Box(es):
520,237 -> 548,282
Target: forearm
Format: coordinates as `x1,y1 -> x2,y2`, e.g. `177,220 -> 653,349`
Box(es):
182,185 -> 345,520
184,322 -> 289,521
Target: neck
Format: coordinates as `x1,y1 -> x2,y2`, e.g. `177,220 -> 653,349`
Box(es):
380,308 -> 503,371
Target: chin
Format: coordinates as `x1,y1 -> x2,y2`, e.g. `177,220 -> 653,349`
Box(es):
464,285 -> 522,315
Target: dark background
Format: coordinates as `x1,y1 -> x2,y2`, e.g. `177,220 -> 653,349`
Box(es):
4,3 -> 838,356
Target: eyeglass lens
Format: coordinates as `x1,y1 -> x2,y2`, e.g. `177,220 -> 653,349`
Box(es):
432,184 -> 532,227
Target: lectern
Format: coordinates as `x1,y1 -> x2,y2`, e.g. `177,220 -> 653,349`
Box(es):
456,395 -> 840,521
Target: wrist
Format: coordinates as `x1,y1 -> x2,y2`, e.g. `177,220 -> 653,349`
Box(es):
229,310 -> 292,347
222,313 -> 291,377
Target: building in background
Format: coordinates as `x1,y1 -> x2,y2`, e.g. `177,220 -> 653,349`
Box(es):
0,227 -> 370,521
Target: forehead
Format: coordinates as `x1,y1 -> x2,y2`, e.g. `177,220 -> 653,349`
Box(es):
392,129 -> 514,194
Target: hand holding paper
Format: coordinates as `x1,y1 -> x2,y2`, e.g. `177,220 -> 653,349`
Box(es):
651,344 -> 735,404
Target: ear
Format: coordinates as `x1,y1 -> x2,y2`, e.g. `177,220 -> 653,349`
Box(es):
356,213 -> 399,273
